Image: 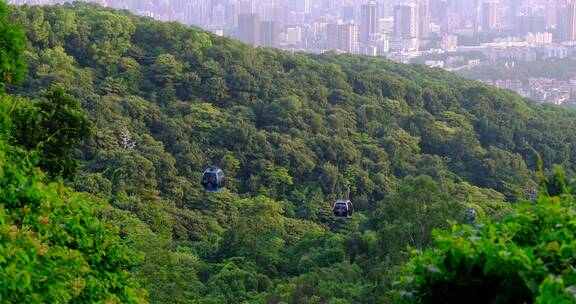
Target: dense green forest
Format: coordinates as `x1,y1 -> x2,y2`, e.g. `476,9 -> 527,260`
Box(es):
4,2 -> 576,303
0,4 -> 143,302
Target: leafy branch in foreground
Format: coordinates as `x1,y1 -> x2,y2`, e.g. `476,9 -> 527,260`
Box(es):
396,169 -> 576,303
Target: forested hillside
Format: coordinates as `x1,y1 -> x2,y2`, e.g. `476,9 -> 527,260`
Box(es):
6,2 -> 576,303
0,3 -> 143,302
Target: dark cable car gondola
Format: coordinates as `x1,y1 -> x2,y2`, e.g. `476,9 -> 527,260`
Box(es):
333,199 -> 353,219
201,168 -> 225,192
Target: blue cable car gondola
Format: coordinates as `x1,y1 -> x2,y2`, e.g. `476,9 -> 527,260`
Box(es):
201,168 -> 225,191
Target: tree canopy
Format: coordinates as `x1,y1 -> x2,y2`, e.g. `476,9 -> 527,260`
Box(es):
5,2 -> 576,303
0,0 -> 26,86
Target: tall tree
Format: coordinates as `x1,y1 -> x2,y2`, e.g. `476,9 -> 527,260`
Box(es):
10,87 -> 91,179
0,1 -> 26,87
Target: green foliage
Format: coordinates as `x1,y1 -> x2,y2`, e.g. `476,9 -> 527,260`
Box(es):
23,46 -> 94,96
204,260 -> 270,303
396,174 -> 576,303
371,176 -> 465,259
0,139 -> 145,303
269,262 -> 367,304
9,86 -> 91,180
0,5 -> 143,303
0,1 -> 26,86
7,2 -> 576,303
220,196 -> 286,274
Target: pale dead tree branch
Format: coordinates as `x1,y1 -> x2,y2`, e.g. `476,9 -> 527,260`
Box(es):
119,127 -> 136,149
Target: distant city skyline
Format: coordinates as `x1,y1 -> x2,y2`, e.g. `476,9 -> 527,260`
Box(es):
6,1 -> 576,64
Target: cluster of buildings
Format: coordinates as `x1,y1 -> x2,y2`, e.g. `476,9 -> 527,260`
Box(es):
480,77 -> 576,104
422,32 -> 575,69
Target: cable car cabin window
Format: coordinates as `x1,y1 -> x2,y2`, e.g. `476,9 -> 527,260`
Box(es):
208,173 -> 217,186
333,202 -> 348,218
202,173 -> 217,186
